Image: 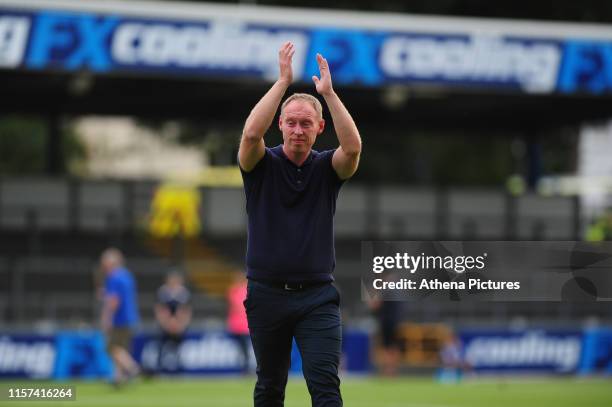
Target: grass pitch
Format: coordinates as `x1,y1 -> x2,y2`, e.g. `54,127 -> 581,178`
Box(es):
2,376 -> 611,407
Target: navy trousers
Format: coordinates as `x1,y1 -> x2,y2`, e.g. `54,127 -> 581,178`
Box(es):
244,279 -> 343,407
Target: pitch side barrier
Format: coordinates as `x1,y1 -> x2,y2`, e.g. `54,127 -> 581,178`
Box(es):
1,328 -> 611,378
0,330 -> 370,379
0,0 -> 611,95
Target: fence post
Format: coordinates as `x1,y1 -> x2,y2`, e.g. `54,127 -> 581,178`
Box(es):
11,258 -> 25,323
505,193 -> 518,240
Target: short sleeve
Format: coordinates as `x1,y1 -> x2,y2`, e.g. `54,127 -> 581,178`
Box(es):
240,148 -> 270,202
105,276 -> 120,298
239,148 -> 268,177
320,148 -> 346,186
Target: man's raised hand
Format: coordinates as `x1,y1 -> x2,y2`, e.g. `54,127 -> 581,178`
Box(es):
312,53 -> 333,96
279,41 -> 295,85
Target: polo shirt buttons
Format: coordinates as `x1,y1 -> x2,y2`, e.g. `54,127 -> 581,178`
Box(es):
297,168 -> 303,184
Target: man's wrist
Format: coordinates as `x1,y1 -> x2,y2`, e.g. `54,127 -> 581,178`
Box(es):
321,89 -> 337,99
277,78 -> 292,88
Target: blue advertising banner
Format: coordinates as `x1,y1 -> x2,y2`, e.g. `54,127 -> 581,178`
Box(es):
0,10 -> 309,80
0,329 -> 368,378
53,331 -> 112,380
0,334 -> 56,379
0,8 -> 611,94
558,40 -> 612,94
1,328 -> 611,378
134,331 -> 251,375
459,329 -> 584,373
577,328 -> 612,375
133,330 -> 371,375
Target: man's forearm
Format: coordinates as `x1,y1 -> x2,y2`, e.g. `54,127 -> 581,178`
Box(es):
243,79 -> 290,140
101,297 -> 118,331
323,91 -> 361,156
100,308 -> 112,331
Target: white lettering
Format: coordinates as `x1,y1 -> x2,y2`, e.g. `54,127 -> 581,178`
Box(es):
419,279 -> 465,290
112,21 -> 308,80
0,16 -> 30,68
373,278 -> 416,290
464,332 -> 581,371
0,337 -> 55,378
372,253 -> 487,273
180,335 -> 242,369
380,35 -> 560,93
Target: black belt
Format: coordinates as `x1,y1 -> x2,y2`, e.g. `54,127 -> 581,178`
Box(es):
253,279 -> 329,291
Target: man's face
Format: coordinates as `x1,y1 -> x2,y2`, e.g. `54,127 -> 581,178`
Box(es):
167,275 -> 183,288
279,100 -> 324,154
100,258 -> 113,274
100,253 -> 120,274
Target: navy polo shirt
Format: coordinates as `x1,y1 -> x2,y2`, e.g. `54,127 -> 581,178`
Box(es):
240,144 -> 345,283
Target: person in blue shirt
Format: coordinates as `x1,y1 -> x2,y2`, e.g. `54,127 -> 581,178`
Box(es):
238,42 -> 362,407
100,248 -> 140,386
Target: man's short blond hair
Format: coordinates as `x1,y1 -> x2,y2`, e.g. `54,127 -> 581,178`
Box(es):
281,93 -> 323,120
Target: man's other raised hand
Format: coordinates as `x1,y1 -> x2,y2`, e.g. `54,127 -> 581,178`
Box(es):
279,41 -> 295,85
312,53 -> 334,96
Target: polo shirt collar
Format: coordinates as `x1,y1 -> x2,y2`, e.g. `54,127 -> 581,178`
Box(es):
277,144 -> 315,168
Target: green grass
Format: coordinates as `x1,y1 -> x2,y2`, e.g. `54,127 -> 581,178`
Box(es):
2,376 -> 611,407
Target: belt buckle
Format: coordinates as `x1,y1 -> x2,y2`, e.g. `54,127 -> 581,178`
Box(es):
284,283 -> 300,291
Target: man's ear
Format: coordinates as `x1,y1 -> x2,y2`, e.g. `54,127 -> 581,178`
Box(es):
318,119 -> 325,135
278,116 -> 283,131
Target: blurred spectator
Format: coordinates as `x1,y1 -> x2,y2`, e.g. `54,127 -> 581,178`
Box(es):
437,334 -> 470,383
368,298 -> 402,376
99,248 -> 140,386
154,270 -> 192,372
227,271 -> 250,374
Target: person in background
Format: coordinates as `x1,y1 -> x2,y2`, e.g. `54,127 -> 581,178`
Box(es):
437,334 -> 470,383
368,298 -> 402,376
154,270 -> 192,372
100,247 -> 140,386
227,271 -> 251,374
